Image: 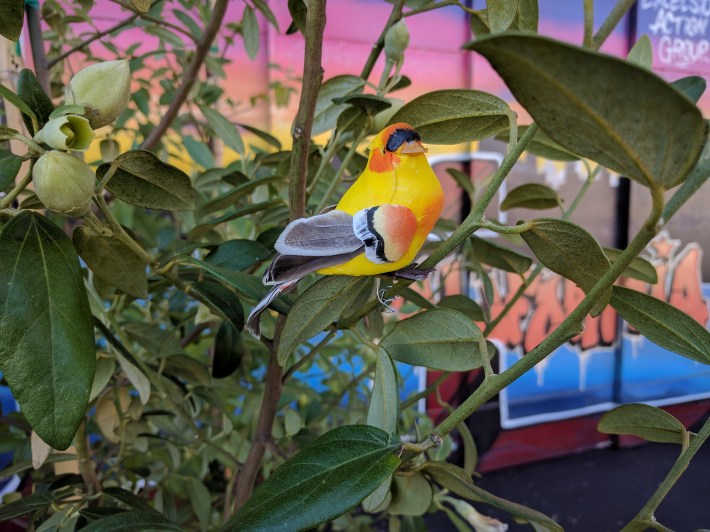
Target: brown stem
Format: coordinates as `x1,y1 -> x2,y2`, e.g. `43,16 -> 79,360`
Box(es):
25,3 -> 50,93
76,418 -> 102,495
47,14 -> 140,69
141,0 -> 228,150
233,333 -> 285,511
288,0 -> 327,220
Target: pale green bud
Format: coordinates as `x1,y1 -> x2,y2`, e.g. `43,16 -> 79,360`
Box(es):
34,115 -> 94,151
65,60 -> 131,129
384,20 -> 410,64
32,151 -> 96,216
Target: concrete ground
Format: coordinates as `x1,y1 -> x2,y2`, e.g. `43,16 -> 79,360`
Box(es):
468,440 -> 710,531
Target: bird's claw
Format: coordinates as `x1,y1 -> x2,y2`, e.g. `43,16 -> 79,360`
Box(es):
377,287 -> 398,313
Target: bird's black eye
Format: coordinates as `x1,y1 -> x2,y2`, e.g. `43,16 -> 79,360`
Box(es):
386,128 -> 421,152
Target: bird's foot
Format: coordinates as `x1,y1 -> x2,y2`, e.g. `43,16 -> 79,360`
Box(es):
377,287 -> 397,313
388,263 -> 436,281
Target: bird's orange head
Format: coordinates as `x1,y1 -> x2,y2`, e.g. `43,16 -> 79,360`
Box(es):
367,122 -> 427,173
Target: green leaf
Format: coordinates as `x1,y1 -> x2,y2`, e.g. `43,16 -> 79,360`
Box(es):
224,425 -> 401,532
312,75 -> 365,135
252,0 -> 279,29
598,403 -> 688,444
17,69 -> 55,133
389,473 -> 433,517
611,285 -> 710,364
488,0 -> 519,33
446,168 -> 475,198
0,126 -> 18,141
501,183 -> 561,211
278,276 -> 372,364
181,257 -> 294,314
102,487 -> 160,514
513,0 -> 538,32
242,6 -> 260,60
603,247 -> 657,284
200,105 -> 245,155
205,239 -> 271,270
367,348 -> 399,434
0,149 -> 22,190
334,94 -> 392,116
238,123 -> 282,149
672,76 -> 706,104
521,219 -> 611,315
73,225 -> 148,299
0,488 -> 74,521
0,82 -> 36,122
627,35 -> 652,69
100,150 -> 196,211
284,408 -> 302,436
173,9 -> 203,37
212,321 -> 244,379
423,462 -> 563,531
0,0 -> 24,41
80,510 -> 183,531
470,235 -> 532,274
287,0 -> 306,34
399,287 -> 435,309
183,136 -> 214,169
0,212 -> 95,450
468,34 -> 706,189
380,308 -> 493,371
189,280 -> 245,331
497,125 -> 579,161
186,478 -> 211,532
438,295 -> 484,322
389,89 -> 510,144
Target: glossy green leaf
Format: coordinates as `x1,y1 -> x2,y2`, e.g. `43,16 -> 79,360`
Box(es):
468,34 -> 706,189
80,510 -> 183,531
242,6 -> 259,60
200,105 -> 245,155
380,308 -> 492,371
101,150 -> 196,211
389,89 -> 510,144
470,235 -> 532,275
438,295 -> 485,322
212,321 -> 245,379
367,347 -> 399,434
0,212 -> 95,449
497,125 -> 579,161
189,280 -> 245,331
488,0 -> 519,33
73,225 -> 148,299
627,35 -> 652,69
278,276 -> 372,364
603,248 -> 657,284
17,69 -> 55,133
181,257 -> 294,314
224,425 -> 401,531
205,239 -> 271,270
521,219 -> 611,315
672,76 -> 706,104
423,462 -> 563,531
611,285 -> 710,364
0,0 -> 23,41
0,149 -> 22,190
312,75 -> 366,135
388,473 -> 433,516
598,403 -> 688,444
500,183 -> 561,211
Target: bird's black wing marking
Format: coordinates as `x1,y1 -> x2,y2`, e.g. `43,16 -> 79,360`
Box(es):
274,210 -> 362,257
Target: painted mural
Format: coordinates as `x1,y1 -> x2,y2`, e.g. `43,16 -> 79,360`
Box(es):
7,0 -> 710,459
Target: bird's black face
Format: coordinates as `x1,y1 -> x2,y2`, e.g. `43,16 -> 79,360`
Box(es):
385,127 -> 421,153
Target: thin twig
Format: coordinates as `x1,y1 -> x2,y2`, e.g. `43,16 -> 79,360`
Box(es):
141,0 -> 229,150
25,3 -> 50,93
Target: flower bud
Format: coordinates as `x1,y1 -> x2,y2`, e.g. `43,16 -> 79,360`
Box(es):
384,20 -> 410,64
32,151 -> 95,216
34,114 -> 94,151
64,60 -> 131,129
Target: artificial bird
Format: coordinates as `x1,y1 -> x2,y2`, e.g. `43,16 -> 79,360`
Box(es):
246,122 -> 444,336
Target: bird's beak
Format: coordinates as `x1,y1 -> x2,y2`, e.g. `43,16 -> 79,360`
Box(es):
400,140 -> 427,154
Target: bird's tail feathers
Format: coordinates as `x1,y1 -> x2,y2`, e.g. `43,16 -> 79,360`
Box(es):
246,280 -> 300,337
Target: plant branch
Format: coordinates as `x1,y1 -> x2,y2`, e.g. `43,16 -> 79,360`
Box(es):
25,2 -> 50,93
622,414 -> 710,530
288,0 -> 327,220
591,0 -> 636,50
75,418 -> 101,495
47,14 -> 140,68
0,169 -> 33,209
583,0 -> 594,48
141,0 -> 228,150
360,0 -> 406,80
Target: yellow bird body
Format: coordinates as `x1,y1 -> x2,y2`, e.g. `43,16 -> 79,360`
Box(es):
317,135 -> 444,275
